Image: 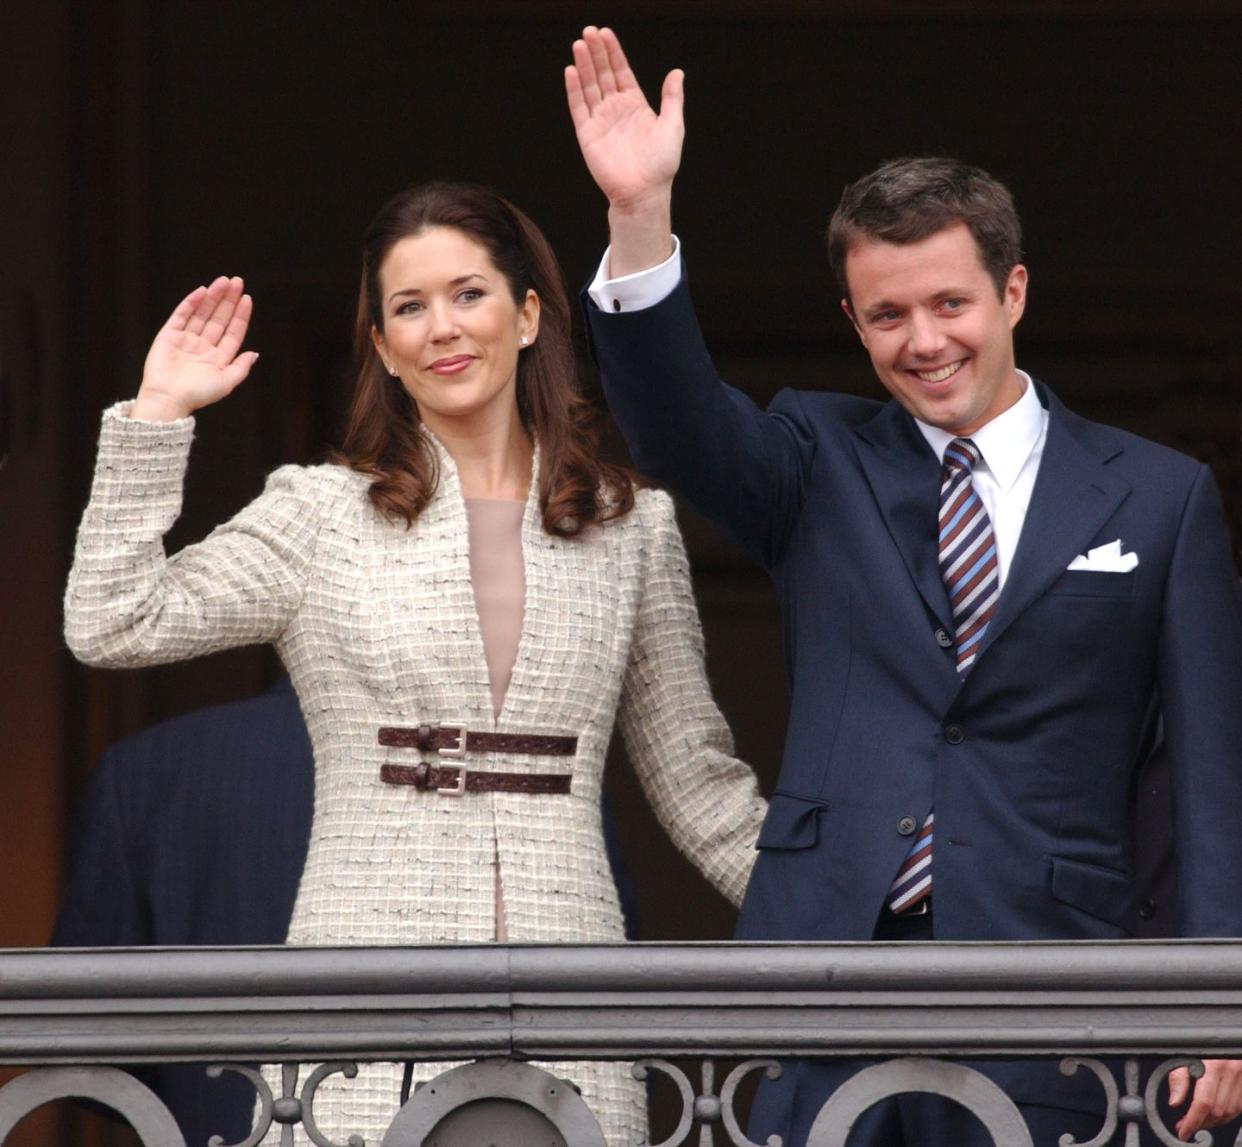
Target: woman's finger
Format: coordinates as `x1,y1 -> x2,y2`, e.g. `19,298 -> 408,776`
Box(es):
215,292 -> 253,364
200,276 -> 245,349
184,275 -> 232,336
163,286 -> 208,334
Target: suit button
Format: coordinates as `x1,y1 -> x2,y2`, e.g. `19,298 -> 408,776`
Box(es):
1138,898 -> 1157,921
935,628 -> 954,648
897,816 -> 917,836
944,725 -> 965,745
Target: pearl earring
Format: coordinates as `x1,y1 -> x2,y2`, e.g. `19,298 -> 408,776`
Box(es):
519,336 -> 528,346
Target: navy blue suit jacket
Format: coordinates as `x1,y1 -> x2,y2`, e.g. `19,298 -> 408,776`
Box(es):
586,274 -> 1242,1121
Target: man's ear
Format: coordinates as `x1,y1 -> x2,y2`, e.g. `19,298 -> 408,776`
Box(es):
841,299 -> 867,347
1005,265 -> 1028,330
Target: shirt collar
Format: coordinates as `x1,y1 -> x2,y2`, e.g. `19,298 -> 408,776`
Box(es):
914,371 -> 1044,492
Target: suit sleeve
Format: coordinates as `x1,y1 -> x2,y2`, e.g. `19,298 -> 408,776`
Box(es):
616,492 -> 768,907
50,748 -> 148,947
64,404 -> 321,667
1156,464 -> 1242,937
584,272 -> 817,570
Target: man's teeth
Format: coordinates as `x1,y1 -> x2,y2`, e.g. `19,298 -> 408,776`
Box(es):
914,362 -> 962,384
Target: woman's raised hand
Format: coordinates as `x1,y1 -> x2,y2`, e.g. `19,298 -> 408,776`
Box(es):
132,276 -> 259,422
566,26 -> 684,215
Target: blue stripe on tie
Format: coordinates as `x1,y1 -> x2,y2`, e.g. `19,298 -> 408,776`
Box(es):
951,542 -> 997,596
957,625 -> 988,654
939,488 -> 981,541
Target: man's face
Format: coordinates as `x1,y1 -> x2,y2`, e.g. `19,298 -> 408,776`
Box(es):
843,222 -> 1028,437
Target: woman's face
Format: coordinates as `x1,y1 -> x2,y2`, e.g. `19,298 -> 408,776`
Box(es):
371,226 -> 539,436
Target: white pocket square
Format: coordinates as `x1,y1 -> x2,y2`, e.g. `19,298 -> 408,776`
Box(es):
1067,539 -> 1139,573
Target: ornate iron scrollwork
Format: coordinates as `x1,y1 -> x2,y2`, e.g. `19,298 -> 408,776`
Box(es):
805,1057 -> 1035,1147
0,1065 -> 186,1146
381,1058 -> 606,1146
632,1057 -> 783,1146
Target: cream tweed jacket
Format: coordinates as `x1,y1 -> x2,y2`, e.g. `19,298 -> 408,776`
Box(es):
65,405 -> 768,1146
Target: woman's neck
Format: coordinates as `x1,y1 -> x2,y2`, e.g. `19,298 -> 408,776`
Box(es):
425,408 -> 533,501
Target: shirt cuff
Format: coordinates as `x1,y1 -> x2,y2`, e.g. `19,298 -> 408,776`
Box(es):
587,236 -> 683,313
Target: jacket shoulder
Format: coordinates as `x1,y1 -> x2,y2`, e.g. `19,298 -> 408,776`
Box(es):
770,387 -> 887,431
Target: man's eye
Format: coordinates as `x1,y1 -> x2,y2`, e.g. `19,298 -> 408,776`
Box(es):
941,298 -> 964,312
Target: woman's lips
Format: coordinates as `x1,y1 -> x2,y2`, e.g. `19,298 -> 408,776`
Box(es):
428,355 -> 475,375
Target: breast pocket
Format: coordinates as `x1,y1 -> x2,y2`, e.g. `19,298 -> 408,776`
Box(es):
1047,569 -> 1138,599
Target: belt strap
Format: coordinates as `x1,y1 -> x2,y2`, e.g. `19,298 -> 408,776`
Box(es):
378,723 -> 577,758
380,762 -> 572,795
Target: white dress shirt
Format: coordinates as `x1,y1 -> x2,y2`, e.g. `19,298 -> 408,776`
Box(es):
589,241 -> 1050,589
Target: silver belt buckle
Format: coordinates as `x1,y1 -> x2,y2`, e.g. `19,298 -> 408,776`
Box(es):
437,721 -> 468,759
437,767 -> 466,796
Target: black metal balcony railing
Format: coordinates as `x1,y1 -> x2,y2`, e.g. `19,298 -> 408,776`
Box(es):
2,941 -> 1241,1146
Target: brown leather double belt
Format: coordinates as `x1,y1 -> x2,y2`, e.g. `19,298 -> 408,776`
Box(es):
377,723 -> 576,796
380,762 -> 571,795
378,723 -> 577,757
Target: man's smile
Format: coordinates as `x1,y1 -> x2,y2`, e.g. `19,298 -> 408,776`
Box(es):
910,360 -> 965,385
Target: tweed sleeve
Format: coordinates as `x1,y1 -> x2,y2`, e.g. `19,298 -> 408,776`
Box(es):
617,491 -> 767,907
64,403 -> 322,667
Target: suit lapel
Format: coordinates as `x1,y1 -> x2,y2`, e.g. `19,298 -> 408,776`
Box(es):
854,402 -> 953,632
976,388 -> 1131,659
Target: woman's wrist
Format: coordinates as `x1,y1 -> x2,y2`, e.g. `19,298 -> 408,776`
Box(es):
130,390 -> 192,422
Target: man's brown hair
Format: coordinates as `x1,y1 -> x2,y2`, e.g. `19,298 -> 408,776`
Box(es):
828,157 -> 1023,302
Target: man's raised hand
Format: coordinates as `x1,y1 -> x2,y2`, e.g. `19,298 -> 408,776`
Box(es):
566,26 -> 683,276
132,275 -> 259,422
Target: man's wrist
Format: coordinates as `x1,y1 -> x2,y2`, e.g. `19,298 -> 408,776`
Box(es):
607,194 -> 674,278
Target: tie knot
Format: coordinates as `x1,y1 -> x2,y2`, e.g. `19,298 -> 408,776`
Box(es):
943,438 -> 981,476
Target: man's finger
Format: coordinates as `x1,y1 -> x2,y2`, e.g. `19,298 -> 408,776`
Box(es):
572,36 -> 601,110
599,26 -> 639,93
659,68 -> 685,127
1168,1066 -> 1188,1107
585,26 -> 617,95
1175,1070 -> 1218,1140
565,66 -> 591,132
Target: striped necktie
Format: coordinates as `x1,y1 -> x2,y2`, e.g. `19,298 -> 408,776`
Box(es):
886,438 -> 998,915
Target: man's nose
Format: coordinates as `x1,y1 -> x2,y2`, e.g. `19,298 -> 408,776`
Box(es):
906,311 -> 946,358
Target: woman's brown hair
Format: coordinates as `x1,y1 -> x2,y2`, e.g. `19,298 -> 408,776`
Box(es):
335,180 -> 634,536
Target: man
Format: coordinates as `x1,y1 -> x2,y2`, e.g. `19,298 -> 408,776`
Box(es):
565,26 -> 1242,1146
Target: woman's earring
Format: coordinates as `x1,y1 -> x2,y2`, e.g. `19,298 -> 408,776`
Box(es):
519,336 -> 528,347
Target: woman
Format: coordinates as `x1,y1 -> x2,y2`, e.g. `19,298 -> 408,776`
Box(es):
64,182 -> 767,1145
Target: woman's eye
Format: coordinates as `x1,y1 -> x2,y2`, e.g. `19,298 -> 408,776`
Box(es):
395,300 -> 423,316
457,288 -> 484,303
